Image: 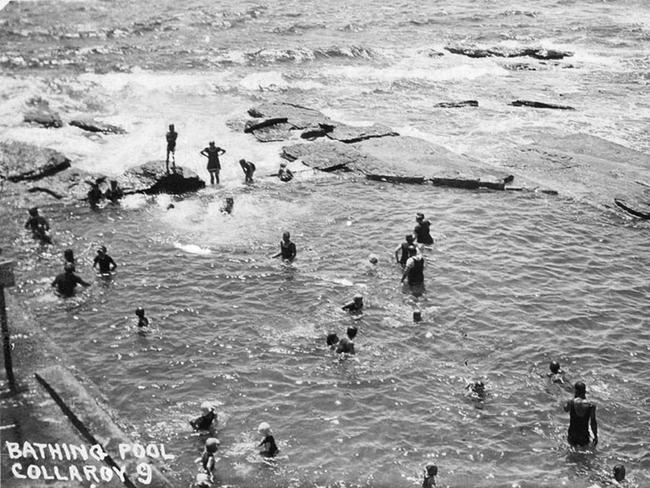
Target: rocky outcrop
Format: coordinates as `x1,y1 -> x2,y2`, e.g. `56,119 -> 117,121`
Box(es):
510,100 -> 575,110
250,122 -> 296,142
434,100 -> 479,108
248,102 -> 331,129
0,140 -> 71,181
30,168 -> 104,201
70,119 -> 127,134
24,110 -> 63,128
326,123 -> 398,143
445,45 -> 573,60
282,140 -> 382,172
117,161 -> 205,195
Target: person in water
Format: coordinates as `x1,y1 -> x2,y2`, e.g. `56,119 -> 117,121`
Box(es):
401,250 -> 425,286
220,197 -> 234,215
613,464 -> 626,483
51,263 -> 91,297
200,141 -> 226,185
166,124 -> 178,173
63,249 -> 76,271
422,464 -> 438,488
25,207 -> 51,243
466,380 -> 486,400
93,245 -> 117,274
326,333 -> 340,350
342,294 -> 364,314
135,307 -> 149,327
277,162 -> 293,182
190,401 -> 217,431
414,212 -> 434,245
257,422 -> 279,457
273,231 -> 296,262
336,326 -> 357,355
239,159 -> 256,183
548,360 -> 566,384
196,437 -> 219,483
192,473 -> 212,488
104,180 -> 124,204
395,234 -> 417,268
563,381 -> 598,448
87,181 -> 103,208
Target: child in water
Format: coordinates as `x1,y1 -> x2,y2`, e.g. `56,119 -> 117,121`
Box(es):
191,473 -> 211,488
422,464 -> 438,488
547,360 -> 565,384
135,308 -> 149,327
190,401 -> 217,431
257,422 -> 279,457
195,438 -> 219,483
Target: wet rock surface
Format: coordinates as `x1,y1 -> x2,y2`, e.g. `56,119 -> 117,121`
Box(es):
0,140 -> 71,181
434,100 -> 479,108
117,161 -> 205,194
445,45 -> 573,60
23,109 -> 63,128
326,123 -> 399,143
248,102 -> 331,129
510,100 -> 575,110
69,119 -> 127,134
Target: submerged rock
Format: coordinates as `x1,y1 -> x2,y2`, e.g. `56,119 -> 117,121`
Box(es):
24,110 -> 63,128
70,119 -> 127,134
0,141 -> 71,181
510,100 -> 575,110
117,161 -> 205,194
434,100 -> 479,108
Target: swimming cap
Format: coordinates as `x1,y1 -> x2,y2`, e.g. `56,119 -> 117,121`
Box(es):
280,162 -> 287,167
368,254 -> 378,264
258,422 -> 271,433
205,438 -> 219,452
406,234 -> 414,242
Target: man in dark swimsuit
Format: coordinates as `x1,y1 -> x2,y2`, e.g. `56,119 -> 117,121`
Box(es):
166,124 -> 178,173
563,381 -> 598,448
239,159 -> 256,183
52,263 -> 91,297
336,326 -> 357,355
87,181 -> 103,208
273,231 -> 296,262
401,252 -> 425,286
342,294 -> 364,314
24,207 -> 52,244
104,180 -> 124,204
394,234 -> 417,268
200,141 -> 226,185
414,212 -> 434,245
93,245 -> 117,274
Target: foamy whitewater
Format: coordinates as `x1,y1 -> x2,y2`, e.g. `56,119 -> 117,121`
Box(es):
1,0 -> 649,487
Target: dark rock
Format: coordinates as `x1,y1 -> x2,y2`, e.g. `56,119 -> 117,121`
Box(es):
251,122 -> 295,142
365,174 -> 426,184
614,199 -> 650,219
117,161 -> 205,195
300,125 -> 334,140
24,110 -> 63,128
510,100 -> 575,110
244,117 -> 289,133
431,177 -> 480,189
433,100 -> 479,108
69,119 -> 126,134
326,123 -> 398,143
445,45 -> 572,60
247,102 -> 331,129
445,46 -> 493,58
0,141 -> 71,181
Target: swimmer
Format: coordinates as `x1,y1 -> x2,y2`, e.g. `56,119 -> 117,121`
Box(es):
342,294 -> 364,314
196,437 -> 219,483
192,473 -> 212,488
395,234 -> 416,268
87,181 -> 103,208
466,380 -> 486,400
24,207 -> 52,244
135,307 -> 149,328
414,212 -> 434,245
368,254 -> 378,265
272,231 -> 296,262
93,245 -> 117,274
613,464 -> 626,483
166,124 -> 178,173
547,360 -> 566,384
190,401 -> 217,432
257,422 -> 279,458
51,263 -> 91,297
336,326 -> 357,355
401,249 -> 425,286
277,162 -> 293,182
200,141 -> 225,185
239,159 -> 256,183
422,464 -> 438,488
63,249 -> 76,271
326,333 -> 339,350
104,180 -> 124,204
563,381 -> 598,448
220,197 -> 234,215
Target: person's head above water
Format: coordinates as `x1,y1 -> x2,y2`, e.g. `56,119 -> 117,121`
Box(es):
205,437 -> 219,453
282,231 -> 291,241
368,254 -> 378,264
425,465 -> 438,477
135,307 -> 145,318
258,422 -> 271,435
613,464 -> 626,482
347,326 -> 358,340
29,207 -> 39,216
326,333 -> 339,347
549,361 -> 561,374
353,293 -> 363,303
64,249 -> 74,261
64,262 -> 75,274
574,381 -> 586,398
406,234 -> 414,243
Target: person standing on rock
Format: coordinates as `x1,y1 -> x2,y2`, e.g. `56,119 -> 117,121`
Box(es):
201,141 -> 226,185
24,207 -> 52,244
239,159 -> 256,183
166,124 -> 178,173
414,212 -> 434,245
563,381 -> 598,448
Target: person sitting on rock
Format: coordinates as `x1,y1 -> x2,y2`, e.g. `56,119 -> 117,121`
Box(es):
24,207 -> 52,244
52,263 -> 91,297
166,124 -> 178,173
239,159 -> 256,183
104,180 -> 124,204
277,162 -> 293,182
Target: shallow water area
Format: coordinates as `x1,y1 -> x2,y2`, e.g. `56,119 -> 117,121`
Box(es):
2,178 -> 649,487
